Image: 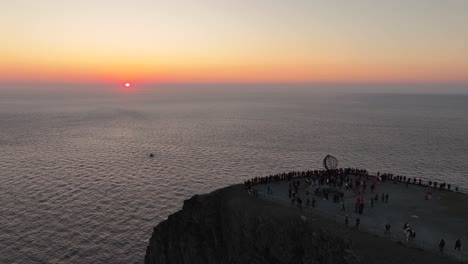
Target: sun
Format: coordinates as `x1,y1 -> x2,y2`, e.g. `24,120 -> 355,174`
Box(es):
125,82 -> 131,87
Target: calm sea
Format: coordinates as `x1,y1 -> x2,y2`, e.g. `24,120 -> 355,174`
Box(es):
1,85 -> 467,263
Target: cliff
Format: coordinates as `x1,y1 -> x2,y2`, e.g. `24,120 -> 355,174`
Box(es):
144,185 -> 456,264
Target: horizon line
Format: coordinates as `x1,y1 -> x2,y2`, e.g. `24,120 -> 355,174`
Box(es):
1,80 -> 468,86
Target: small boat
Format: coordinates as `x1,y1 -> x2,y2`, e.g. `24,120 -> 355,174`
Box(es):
149,153 -> 154,158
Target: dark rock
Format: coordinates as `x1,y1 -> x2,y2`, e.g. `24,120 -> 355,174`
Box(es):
145,185 -> 358,264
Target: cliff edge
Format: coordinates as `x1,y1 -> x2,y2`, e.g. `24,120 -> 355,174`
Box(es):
144,185 -> 456,264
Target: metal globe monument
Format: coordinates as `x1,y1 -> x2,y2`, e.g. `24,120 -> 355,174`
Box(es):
323,155 -> 338,170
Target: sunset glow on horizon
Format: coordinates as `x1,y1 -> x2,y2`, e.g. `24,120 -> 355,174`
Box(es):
2,1 -> 468,85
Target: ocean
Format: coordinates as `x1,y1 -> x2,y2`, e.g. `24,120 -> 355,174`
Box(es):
1,84 -> 467,263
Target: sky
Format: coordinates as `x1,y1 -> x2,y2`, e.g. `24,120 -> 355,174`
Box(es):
1,0 -> 468,84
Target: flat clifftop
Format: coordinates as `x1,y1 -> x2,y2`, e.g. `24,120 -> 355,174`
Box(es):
144,185 -> 457,264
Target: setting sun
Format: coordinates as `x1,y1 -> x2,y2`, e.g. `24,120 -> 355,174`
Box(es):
125,83 -> 131,87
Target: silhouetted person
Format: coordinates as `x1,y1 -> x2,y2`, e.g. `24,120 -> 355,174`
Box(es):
439,239 -> 446,254
385,224 -> 391,235
455,238 -> 461,251
345,215 -> 349,226
355,218 -> 360,229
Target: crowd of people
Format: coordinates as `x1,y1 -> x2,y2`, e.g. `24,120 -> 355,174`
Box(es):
246,169 -> 460,195
245,167 -> 465,256
244,168 -> 369,189
378,172 -> 458,192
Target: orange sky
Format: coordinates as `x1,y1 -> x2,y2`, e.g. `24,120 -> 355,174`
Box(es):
2,1 -> 468,84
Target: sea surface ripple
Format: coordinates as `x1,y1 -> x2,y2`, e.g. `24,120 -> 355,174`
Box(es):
0,89 -> 467,263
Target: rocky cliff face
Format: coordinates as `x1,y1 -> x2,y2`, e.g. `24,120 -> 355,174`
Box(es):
144,185 -> 358,264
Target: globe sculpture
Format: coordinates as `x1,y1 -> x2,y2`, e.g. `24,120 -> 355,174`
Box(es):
323,155 -> 338,170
